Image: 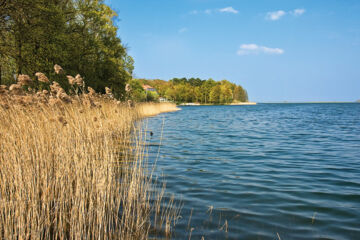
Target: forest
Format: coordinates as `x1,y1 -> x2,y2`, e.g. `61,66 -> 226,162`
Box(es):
0,0 -> 248,103
0,0 -> 133,98
129,78 -> 248,104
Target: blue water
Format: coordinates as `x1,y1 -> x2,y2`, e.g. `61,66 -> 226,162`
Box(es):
145,103 -> 360,239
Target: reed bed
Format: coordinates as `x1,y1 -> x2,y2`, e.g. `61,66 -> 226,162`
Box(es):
0,73 -> 180,239
137,102 -> 180,117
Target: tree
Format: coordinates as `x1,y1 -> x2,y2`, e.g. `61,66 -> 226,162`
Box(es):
0,0 -> 133,98
234,85 -> 248,102
194,86 -> 201,103
209,85 -> 221,103
128,79 -> 146,102
130,77 -> 248,103
165,87 -> 176,101
146,91 -> 159,102
220,85 -> 233,103
188,78 -> 203,87
201,79 -> 216,103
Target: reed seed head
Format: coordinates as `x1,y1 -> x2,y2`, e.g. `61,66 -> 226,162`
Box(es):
58,93 -> 72,103
35,72 -> 49,83
56,88 -> 66,97
9,83 -> 22,92
75,74 -> 83,86
17,74 -> 32,86
54,64 -> 64,74
50,81 -> 61,93
88,87 -> 96,96
105,87 -> 112,95
67,75 -> 76,85
0,85 -> 8,94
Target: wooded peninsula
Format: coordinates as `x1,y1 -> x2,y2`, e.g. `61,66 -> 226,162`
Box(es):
130,78 -> 248,104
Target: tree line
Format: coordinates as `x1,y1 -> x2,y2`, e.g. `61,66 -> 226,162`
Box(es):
129,78 -> 248,104
0,0 -> 133,98
0,1 -> 249,103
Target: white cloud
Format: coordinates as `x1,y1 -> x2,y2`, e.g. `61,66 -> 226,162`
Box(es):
261,46 -> 284,54
266,10 -> 286,21
178,27 -> 188,34
237,44 -> 284,55
240,44 -> 259,50
219,7 -> 239,14
189,6 -> 239,15
266,8 -> 306,21
291,8 -> 306,16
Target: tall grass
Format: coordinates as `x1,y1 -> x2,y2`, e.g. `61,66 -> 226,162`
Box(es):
137,102 -> 180,117
0,84 -> 180,239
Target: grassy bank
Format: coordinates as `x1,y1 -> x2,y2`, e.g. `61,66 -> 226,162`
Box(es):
0,84 -> 180,239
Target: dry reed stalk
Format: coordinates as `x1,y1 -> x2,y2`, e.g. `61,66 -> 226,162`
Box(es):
0,94 -> 180,239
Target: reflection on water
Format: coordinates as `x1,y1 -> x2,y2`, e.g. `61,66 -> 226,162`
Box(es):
145,103 -> 360,240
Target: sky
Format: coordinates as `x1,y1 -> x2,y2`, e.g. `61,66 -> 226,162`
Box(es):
105,0 -> 360,102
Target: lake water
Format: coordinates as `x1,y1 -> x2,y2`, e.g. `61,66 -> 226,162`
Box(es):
145,103 -> 360,239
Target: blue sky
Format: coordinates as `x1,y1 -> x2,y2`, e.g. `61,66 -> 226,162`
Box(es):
105,0 -> 360,102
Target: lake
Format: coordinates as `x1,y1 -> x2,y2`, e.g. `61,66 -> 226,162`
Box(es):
145,103 -> 360,239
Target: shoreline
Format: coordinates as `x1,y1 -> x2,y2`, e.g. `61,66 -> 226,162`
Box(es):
260,102 -> 358,104
137,102 -> 180,117
229,102 -> 257,105
179,102 -> 257,106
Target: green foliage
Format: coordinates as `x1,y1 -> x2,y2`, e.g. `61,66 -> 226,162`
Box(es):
209,85 -> 221,103
220,84 -> 233,103
128,79 -> 146,102
146,91 -> 159,102
0,56 -> 16,85
133,77 -> 249,104
0,0 -> 248,103
0,0 -> 133,98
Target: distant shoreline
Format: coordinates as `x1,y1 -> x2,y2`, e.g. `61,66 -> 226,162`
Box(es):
259,102 -> 359,104
229,102 -> 257,105
179,102 -> 257,106
177,101 -> 359,106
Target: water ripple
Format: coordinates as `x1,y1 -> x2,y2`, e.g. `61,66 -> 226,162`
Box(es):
146,103 -> 360,239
